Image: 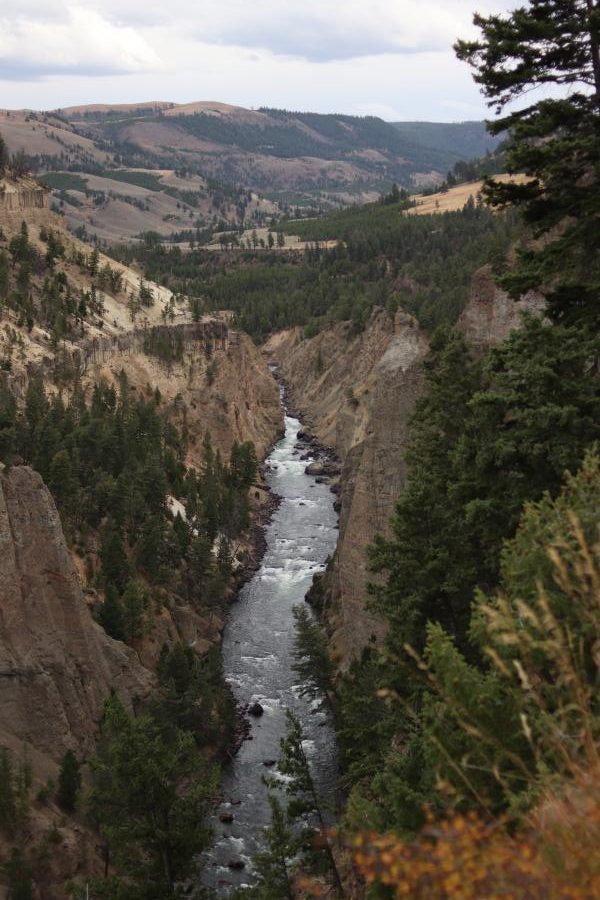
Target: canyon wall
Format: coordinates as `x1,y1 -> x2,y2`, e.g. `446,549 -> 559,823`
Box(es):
0,465 -> 153,773
266,309 -> 429,664
93,329 -> 282,466
266,267 -> 544,667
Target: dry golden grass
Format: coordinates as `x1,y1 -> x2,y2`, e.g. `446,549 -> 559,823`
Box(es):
350,790 -> 600,899
408,174 -> 529,216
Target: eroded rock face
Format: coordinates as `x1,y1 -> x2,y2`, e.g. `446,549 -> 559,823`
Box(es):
0,177 -> 47,211
266,269 -> 545,668
458,264 -> 545,352
266,309 -> 429,665
93,329 -> 283,466
0,465 -> 153,765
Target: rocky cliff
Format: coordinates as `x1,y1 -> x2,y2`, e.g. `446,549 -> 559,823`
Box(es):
457,263 -> 545,350
0,176 -> 47,212
266,309 -> 429,664
0,465 -> 153,770
266,267 -> 544,667
94,329 -> 282,466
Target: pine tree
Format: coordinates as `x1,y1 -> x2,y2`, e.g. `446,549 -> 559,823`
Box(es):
57,749 -> 81,812
121,579 -> 146,644
275,710 -> 344,896
217,536 -> 232,576
100,522 -> 130,593
98,584 -> 125,642
249,796 -> 296,899
0,133 -> 9,174
0,376 -> 17,463
88,247 -> 99,277
368,326 -> 480,654
0,250 -> 9,302
292,605 -> 334,710
135,514 -> 164,578
455,0 -> 600,324
0,748 -> 16,836
421,449 -> 600,813
5,850 -> 33,900
89,695 -> 217,892
48,449 -> 76,519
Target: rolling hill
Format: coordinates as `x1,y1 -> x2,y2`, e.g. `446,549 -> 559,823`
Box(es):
0,102 -> 501,243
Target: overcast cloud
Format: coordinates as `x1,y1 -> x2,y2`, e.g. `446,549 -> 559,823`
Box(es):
0,0 -> 515,120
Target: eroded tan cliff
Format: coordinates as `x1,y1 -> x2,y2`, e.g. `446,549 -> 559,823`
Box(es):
266,266 -> 544,667
266,309 -> 429,664
0,465 -> 153,770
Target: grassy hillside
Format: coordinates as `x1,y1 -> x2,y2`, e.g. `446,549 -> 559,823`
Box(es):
1,104 -> 504,241
55,103 -> 498,196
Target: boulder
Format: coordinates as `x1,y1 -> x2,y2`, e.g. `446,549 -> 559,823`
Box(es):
305,462 -> 324,476
248,701 -> 264,717
228,859 -> 245,870
305,461 -> 340,477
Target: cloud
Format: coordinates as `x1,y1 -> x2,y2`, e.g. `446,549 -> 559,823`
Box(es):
193,1 -> 476,62
0,1 -> 515,119
0,4 -> 162,80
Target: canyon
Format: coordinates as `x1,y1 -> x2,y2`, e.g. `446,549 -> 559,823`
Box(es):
265,266 -> 544,667
0,179 -> 283,896
0,174 -> 544,896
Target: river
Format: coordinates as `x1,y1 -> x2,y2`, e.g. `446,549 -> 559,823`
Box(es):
202,394 -> 340,895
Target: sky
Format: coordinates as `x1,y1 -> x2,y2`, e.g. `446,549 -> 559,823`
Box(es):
0,0 -> 516,121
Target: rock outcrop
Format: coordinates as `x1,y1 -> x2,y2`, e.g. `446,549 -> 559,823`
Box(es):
0,465 -> 153,770
0,176 -> 47,212
457,264 -> 545,352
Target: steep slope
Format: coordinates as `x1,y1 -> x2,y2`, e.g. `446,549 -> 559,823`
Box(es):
0,465 -> 153,769
266,268 -> 544,667
0,176 -> 282,463
266,310 -> 429,663
0,174 -> 283,708
93,329 -> 282,465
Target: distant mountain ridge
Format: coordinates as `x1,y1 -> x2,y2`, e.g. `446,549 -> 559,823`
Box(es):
51,101 -> 499,189
0,102 -> 501,243
391,120 -> 500,168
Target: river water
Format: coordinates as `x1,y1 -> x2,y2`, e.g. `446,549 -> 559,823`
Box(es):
202,398 -> 340,895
